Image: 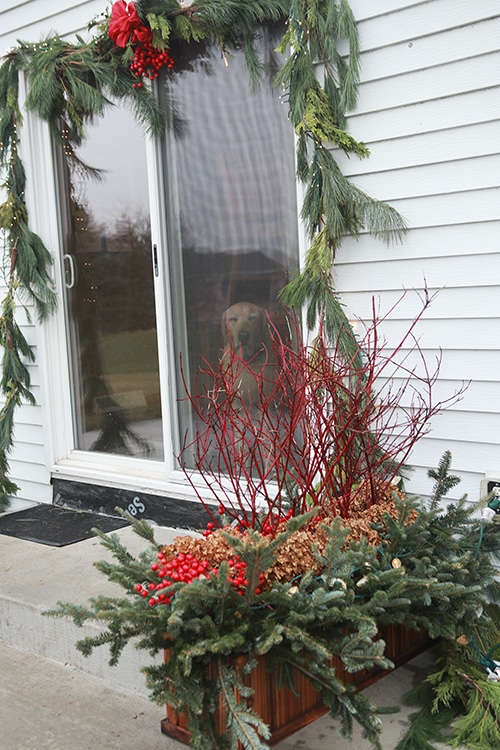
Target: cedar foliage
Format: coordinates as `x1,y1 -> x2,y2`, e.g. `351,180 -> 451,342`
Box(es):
398,633 -> 500,750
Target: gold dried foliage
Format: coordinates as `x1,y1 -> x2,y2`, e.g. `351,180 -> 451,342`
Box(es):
160,483 -> 418,586
265,528 -> 325,584
162,529 -> 243,567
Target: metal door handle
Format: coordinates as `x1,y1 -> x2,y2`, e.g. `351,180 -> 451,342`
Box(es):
63,254 -> 75,289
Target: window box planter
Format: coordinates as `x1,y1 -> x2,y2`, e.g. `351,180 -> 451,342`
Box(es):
161,624 -> 432,746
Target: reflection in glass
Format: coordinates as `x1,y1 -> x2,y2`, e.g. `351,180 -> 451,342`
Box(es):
58,103 -> 163,459
160,36 -> 300,458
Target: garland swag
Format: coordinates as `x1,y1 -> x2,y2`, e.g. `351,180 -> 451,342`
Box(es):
0,0 -> 406,508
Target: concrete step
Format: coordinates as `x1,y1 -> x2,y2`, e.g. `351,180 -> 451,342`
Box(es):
0,521 -> 180,696
0,641 -> 182,750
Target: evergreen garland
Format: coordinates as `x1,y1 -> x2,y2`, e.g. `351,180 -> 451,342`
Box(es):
0,0 -> 407,506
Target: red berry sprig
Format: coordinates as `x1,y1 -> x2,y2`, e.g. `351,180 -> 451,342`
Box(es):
202,521 -> 216,538
130,40 -> 174,88
214,556 -> 267,596
134,550 -> 267,606
260,509 -> 294,536
135,551 -> 210,607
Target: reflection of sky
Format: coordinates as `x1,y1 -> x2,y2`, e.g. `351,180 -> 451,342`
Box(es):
164,47 -> 298,259
71,46 -> 297,261
72,106 -> 150,231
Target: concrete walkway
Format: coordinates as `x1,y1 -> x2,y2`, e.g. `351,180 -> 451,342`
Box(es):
0,517 -> 452,750
1,641 -> 447,750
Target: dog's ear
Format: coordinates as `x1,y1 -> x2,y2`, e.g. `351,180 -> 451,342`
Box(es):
255,306 -> 266,341
221,309 -> 229,344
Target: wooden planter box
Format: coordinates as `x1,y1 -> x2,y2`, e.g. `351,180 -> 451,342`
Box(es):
161,624 -> 432,746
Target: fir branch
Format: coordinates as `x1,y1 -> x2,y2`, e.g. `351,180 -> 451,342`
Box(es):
217,658 -> 271,750
428,450 -> 462,509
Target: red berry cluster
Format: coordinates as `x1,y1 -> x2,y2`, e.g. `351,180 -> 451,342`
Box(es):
202,521 -> 217,538
134,549 -> 267,607
135,551 -> 210,607
217,555 -> 266,596
232,510 -> 295,537
130,41 -> 174,88
204,508 -> 296,538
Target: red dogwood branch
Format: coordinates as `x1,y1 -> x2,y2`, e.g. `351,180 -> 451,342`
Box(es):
179,291 -> 467,534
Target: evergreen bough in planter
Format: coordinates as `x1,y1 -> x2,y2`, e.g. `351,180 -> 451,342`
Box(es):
48,466 -> 500,750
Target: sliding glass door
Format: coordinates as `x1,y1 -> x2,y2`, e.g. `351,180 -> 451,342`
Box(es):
56,33 -> 299,476
57,103 -> 164,460
159,37 -> 299,456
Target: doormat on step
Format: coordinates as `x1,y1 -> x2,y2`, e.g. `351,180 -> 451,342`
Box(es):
0,504 -> 129,546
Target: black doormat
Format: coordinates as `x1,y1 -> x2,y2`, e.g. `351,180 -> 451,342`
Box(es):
0,504 -> 129,547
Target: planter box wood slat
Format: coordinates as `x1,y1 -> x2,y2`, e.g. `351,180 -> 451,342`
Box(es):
161,624 -> 432,746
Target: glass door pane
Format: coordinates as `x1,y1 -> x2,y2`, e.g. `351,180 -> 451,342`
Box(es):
160,36 -> 299,458
58,102 -> 164,460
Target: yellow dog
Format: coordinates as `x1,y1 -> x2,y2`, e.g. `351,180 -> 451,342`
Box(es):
221,302 -> 277,404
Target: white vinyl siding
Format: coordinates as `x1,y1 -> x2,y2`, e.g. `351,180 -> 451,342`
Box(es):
0,1 -> 104,50
336,0 -> 500,499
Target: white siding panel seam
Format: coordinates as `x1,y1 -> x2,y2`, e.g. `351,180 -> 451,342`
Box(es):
350,52 -> 500,116
353,1 -> 431,22
356,1 -> 500,53
349,101 -> 500,145
420,436 -> 500,448
359,16 -> 500,56
337,124 -> 500,176
357,20 -> 500,81
356,185 -> 500,206
340,216 -> 499,240
346,164 -> 500,200
358,47 -> 500,86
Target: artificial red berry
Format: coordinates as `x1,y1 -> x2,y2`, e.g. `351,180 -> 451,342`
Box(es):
129,39 -> 174,89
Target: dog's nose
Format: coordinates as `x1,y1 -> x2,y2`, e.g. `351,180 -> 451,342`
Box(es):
238,331 -> 249,344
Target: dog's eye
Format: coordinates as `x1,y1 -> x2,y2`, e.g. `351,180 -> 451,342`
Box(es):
228,316 -> 238,323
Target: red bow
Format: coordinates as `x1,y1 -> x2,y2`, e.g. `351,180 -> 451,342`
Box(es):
108,1 -> 153,47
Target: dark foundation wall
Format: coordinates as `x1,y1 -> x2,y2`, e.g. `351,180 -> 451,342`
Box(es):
51,478 -> 217,531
